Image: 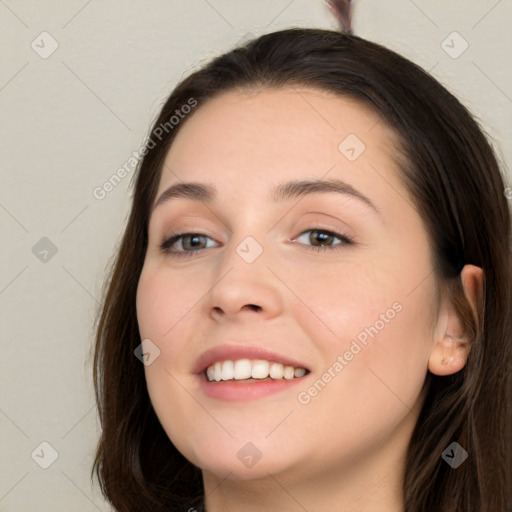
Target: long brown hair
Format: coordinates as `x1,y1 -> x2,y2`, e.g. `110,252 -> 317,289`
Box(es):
92,28 -> 512,512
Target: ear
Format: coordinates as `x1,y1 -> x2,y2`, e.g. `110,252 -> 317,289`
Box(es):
428,264 -> 485,376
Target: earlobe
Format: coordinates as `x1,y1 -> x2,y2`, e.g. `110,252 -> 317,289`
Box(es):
428,334 -> 471,376
428,264 -> 484,377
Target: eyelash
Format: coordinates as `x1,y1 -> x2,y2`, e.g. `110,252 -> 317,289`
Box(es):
159,228 -> 354,258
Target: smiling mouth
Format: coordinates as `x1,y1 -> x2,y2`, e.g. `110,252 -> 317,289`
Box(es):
205,358 -> 310,382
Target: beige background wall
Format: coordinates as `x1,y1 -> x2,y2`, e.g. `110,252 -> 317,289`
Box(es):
1,1 -> 511,510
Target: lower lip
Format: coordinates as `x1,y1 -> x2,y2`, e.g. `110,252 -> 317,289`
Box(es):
198,373 -> 308,401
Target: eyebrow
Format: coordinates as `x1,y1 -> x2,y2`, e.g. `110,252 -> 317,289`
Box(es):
151,178 -> 380,215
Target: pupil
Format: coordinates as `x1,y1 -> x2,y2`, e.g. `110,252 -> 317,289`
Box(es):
313,231 -> 331,246
187,235 -> 203,248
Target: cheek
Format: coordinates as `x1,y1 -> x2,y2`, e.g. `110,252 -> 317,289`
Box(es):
327,277 -> 435,414
288,252 -> 434,403
136,263 -> 203,346
136,265 -> 208,459
281,254 -> 397,346
292,285 -> 433,458
136,263 -> 212,388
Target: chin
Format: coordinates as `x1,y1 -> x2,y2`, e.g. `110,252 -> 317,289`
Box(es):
171,430 -> 304,481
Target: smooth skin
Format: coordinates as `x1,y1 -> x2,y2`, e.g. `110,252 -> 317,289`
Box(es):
136,87 -> 483,512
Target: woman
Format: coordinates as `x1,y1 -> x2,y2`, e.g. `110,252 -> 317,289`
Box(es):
92,5 -> 512,512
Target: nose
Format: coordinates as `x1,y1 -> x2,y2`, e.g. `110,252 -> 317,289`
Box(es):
206,238 -> 284,322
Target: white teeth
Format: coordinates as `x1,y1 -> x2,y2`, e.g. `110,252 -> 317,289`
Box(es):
269,362 -> 284,379
251,360 -> 269,379
204,359 -> 308,382
213,361 -> 222,382
294,367 -> 306,377
233,359 -> 252,380
283,366 -> 295,379
221,360 -> 234,380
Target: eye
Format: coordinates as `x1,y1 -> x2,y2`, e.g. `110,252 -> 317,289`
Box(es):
292,228 -> 354,252
160,232 -> 218,257
160,228 -> 353,257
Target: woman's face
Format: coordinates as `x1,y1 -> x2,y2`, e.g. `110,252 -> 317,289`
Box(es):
136,87 -> 439,484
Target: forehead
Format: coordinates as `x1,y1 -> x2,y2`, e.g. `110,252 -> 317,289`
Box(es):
157,87 -> 403,208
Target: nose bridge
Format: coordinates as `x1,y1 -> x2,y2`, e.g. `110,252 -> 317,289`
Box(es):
206,226 -> 283,318
220,203 -> 272,270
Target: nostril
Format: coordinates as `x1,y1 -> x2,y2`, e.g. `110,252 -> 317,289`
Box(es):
248,304 -> 261,311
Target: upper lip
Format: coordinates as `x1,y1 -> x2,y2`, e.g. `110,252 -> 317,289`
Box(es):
193,344 -> 311,374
